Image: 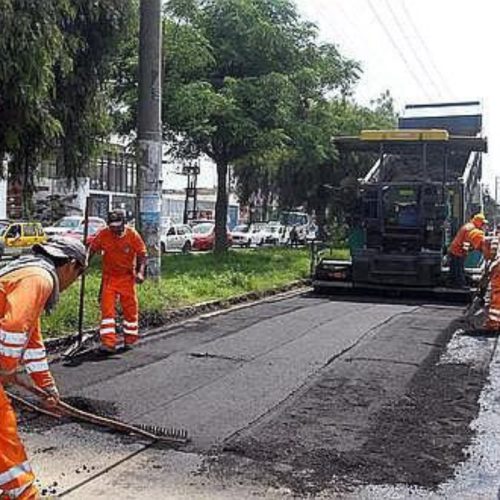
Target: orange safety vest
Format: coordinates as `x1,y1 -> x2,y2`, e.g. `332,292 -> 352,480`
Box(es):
0,267 -> 55,389
90,226 -> 147,277
0,266 -> 57,500
483,236 -> 499,261
449,222 -> 485,257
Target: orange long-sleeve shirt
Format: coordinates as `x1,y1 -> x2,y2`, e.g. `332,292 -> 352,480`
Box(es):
0,267 -> 55,389
449,222 -> 485,257
90,227 -> 147,277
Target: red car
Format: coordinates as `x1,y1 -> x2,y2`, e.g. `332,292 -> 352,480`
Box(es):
192,223 -> 232,251
65,224 -> 101,247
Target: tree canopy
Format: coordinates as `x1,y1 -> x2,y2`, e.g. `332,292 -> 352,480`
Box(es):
163,0 -> 362,252
1,0 -> 397,233
0,0 -> 137,214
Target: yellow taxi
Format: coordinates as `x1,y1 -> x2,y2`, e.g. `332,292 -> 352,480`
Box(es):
0,221 -> 47,257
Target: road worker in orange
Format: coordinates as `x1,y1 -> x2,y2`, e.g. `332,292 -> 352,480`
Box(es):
0,237 -> 86,500
89,210 -> 147,354
480,235 -> 500,332
448,213 -> 488,288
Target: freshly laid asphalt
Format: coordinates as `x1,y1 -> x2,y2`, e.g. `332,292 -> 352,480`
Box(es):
16,292 -> 500,498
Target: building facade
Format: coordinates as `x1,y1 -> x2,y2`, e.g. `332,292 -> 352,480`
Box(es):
4,146 -> 240,229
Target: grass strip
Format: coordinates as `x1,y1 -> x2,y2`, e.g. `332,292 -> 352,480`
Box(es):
42,247 -> 348,337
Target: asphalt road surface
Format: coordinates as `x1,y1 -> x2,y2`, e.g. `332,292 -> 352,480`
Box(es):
15,292 -> 500,499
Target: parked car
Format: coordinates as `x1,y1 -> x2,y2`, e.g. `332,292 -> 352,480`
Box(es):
266,222 -> 287,245
188,218 -> 215,228
250,222 -> 271,246
44,215 -> 106,236
231,225 -> 255,247
0,221 -> 47,257
64,223 -> 102,247
192,223 -> 232,251
231,224 -> 268,247
161,224 -> 193,253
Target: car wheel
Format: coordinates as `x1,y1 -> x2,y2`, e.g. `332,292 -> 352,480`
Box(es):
161,242 -> 166,254
259,239 -> 264,246
182,241 -> 192,254
246,240 -> 251,248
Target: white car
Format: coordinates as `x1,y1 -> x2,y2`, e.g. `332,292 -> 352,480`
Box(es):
230,225 -> 254,247
250,223 -> 270,246
231,224 -> 267,247
161,224 -> 193,253
266,222 -> 287,245
45,216 -> 106,236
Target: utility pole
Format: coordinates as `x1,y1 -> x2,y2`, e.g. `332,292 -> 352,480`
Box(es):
137,0 -> 162,279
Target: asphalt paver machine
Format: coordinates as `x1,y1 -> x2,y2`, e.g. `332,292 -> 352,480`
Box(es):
313,101 -> 488,294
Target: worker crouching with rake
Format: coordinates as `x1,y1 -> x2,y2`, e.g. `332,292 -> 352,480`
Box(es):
0,237 -> 86,500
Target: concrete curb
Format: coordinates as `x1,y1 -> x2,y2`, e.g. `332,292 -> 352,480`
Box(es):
45,279 -> 311,352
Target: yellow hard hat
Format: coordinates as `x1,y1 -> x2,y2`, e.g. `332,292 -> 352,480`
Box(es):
472,213 -> 488,226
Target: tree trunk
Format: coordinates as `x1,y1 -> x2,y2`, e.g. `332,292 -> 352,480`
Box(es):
214,159 -> 228,254
22,155 -> 34,219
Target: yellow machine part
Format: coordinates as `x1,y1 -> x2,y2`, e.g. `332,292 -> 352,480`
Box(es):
360,129 -> 449,141
421,129 -> 449,141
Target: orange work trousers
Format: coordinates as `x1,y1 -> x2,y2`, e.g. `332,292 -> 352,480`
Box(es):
485,265 -> 500,332
99,274 -> 139,349
0,385 -> 38,499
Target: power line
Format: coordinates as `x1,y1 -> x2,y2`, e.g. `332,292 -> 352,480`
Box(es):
314,0 -> 360,58
312,0 -> 396,98
364,0 -> 432,100
382,0 -> 444,99
399,0 -> 455,98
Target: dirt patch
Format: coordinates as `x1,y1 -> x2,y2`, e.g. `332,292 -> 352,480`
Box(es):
14,396 -> 118,433
218,317 -> 491,496
62,396 -> 118,418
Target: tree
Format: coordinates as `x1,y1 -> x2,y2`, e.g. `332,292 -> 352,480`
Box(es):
163,0 -> 358,252
0,0 -> 137,215
0,0 -> 69,213
53,0 -> 138,182
233,91 -> 397,233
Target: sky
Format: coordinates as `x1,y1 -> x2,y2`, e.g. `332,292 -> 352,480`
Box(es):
295,0 -> 499,196
171,0 -> 499,196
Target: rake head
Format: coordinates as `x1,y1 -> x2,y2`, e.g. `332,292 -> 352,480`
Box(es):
136,423 -> 190,444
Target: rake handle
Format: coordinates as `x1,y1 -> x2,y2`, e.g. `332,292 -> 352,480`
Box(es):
6,391 -> 63,419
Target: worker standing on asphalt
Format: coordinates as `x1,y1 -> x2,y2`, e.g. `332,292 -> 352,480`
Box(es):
448,213 -> 488,288
481,236 -> 500,331
0,237 -> 86,500
89,210 -> 147,354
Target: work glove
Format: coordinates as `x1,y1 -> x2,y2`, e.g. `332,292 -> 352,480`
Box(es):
41,385 -> 60,408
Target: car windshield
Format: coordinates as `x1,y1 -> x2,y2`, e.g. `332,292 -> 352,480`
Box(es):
0,223 -> 9,236
53,217 -> 80,228
233,225 -> 249,233
72,224 -> 100,235
280,212 -> 308,226
193,223 -> 214,234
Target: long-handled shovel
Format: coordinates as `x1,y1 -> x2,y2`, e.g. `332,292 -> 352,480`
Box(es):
63,198 -> 97,359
